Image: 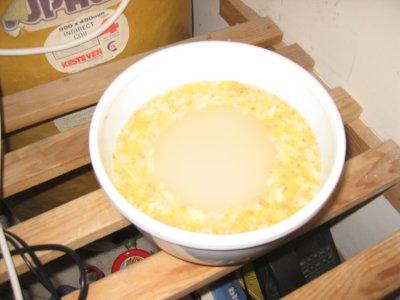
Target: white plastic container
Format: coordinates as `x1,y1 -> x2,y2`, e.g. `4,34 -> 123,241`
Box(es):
89,41 -> 346,265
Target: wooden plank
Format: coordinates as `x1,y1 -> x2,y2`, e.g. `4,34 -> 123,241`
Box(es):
220,0 -> 260,25
2,16 -> 282,134
346,119 -> 382,157
346,119 -> 400,212
283,231 -> 400,300
330,87 -> 362,125
313,140 -> 400,225
2,123 -> 89,198
1,141 -> 399,288
64,251 -> 238,300
275,43 -> 314,72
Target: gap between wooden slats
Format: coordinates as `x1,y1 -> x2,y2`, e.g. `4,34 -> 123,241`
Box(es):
2,16 -> 282,134
1,140 -> 399,286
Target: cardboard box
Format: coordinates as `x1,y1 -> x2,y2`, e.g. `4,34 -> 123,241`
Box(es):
0,0 -> 193,95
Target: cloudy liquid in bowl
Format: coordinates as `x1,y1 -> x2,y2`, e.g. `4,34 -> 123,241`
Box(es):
150,106 -> 276,211
112,80 -> 321,234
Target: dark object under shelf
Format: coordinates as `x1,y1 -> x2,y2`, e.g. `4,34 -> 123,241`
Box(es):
253,224 -> 341,299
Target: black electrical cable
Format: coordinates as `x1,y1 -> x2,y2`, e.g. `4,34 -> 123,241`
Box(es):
5,231 -> 60,298
28,244 -> 88,300
1,230 -> 88,300
5,235 -> 59,298
3,232 -> 88,300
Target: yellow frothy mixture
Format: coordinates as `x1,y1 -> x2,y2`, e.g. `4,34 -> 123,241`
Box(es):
112,81 -> 321,234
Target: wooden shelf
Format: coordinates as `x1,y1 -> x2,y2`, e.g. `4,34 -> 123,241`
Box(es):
1,1 -> 399,299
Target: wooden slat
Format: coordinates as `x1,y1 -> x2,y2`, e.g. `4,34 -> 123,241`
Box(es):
2,123 -> 89,198
220,0 -> 260,25
275,43 -> 314,72
313,140 -> 400,224
64,251 -> 238,300
1,141 -> 399,288
346,119 -> 382,157
346,119 -> 400,212
330,87 -> 362,125
2,45 -> 359,198
283,231 -> 400,300
1,16 -> 282,134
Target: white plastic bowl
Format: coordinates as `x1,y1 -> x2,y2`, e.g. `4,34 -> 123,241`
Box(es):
89,41 -> 346,265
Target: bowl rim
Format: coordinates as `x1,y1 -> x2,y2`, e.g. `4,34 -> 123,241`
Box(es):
89,40 -> 346,251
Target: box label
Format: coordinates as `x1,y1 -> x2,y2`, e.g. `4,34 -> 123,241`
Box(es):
44,9 -> 129,73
